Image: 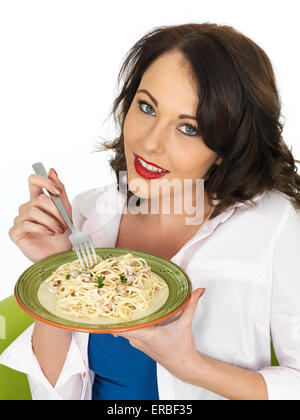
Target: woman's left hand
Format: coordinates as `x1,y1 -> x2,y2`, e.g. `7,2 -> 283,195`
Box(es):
114,288 -> 206,384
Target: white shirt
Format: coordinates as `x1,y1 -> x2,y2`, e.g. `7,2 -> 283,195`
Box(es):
1,183 -> 300,400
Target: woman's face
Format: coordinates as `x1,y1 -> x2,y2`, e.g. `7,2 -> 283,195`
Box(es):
123,50 -> 221,200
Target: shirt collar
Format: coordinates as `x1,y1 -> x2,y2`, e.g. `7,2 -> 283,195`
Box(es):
202,191 -> 266,231
169,190 -> 266,264
116,187 -> 265,226
83,183 -> 265,249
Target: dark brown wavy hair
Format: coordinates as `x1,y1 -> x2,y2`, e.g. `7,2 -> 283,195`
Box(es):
96,22 -> 300,219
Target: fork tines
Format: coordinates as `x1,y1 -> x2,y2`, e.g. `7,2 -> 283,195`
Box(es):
71,237 -> 97,270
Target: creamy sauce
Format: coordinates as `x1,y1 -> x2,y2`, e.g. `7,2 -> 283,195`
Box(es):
38,272 -> 169,325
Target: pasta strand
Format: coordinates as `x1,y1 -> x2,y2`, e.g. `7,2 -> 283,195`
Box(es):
44,253 -> 166,321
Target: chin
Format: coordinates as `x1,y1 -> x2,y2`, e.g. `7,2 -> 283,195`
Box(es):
127,175 -> 159,200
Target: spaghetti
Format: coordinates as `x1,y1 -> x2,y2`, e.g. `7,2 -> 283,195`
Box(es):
44,253 -> 166,321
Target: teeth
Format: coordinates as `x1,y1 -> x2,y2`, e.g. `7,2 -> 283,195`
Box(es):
137,157 -> 168,173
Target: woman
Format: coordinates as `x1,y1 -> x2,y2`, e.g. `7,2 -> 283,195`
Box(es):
2,22 -> 300,400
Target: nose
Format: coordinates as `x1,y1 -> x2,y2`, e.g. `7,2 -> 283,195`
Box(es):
141,120 -> 168,155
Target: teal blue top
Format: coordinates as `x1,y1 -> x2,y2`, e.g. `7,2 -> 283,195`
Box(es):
88,333 -> 159,400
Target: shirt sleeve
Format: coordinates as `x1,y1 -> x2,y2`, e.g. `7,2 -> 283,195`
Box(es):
258,199 -> 300,400
0,323 -> 91,400
0,192 -> 95,400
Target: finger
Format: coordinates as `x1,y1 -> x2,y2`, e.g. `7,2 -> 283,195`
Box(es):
48,168 -> 63,188
48,168 -> 68,195
18,201 -> 31,215
177,288 -> 206,324
114,330 -> 137,339
28,174 -> 62,201
9,220 -> 55,243
15,206 -> 66,234
33,193 -> 69,228
115,326 -> 156,340
48,168 -> 72,218
17,195 -> 68,228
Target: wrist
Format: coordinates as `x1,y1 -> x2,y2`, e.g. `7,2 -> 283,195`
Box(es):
182,350 -> 206,385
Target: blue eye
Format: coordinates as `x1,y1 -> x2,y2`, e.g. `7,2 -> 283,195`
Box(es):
137,99 -> 199,137
178,124 -> 198,137
138,100 -> 155,115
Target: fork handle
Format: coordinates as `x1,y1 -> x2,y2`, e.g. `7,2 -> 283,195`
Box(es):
32,162 -> 75,234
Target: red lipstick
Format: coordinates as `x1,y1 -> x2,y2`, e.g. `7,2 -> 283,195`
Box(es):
135,154 -> 168,171
134,153 -> 169,180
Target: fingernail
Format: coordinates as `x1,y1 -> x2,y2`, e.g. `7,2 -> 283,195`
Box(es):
51,168 -> 58,177
196,288 -> 206,298
52,186 -> 61,195
47,229 -> 55,236
57,226 -> 65,234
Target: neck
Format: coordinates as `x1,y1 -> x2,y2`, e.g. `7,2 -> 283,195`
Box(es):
129,187 -> 213,231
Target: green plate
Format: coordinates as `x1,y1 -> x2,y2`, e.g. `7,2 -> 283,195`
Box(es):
14,248 -> 192,333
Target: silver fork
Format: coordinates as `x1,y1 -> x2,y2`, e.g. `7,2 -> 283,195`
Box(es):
32,162 -> 97,270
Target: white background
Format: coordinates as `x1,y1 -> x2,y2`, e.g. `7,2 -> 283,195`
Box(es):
0,0 -> 299,301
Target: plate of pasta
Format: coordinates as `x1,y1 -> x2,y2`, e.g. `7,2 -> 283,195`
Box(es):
14,248 -> 192,333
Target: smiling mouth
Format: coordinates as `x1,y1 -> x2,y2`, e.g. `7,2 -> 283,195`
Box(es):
134,153 -> 169,173
133,153 -> 170,180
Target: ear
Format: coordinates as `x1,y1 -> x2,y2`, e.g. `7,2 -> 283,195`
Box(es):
215,156 -> 222,166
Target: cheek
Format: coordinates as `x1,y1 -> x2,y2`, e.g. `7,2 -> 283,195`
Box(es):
123,108 -> 142,146
173,145 -> 217,176
123,110 -> 141,166
173,146 -> 202,171
123,113 -> 132,147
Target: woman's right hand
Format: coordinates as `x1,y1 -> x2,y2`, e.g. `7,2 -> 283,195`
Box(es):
9,168 -> 73,263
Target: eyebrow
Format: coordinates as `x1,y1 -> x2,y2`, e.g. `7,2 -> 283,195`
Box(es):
137,89 -> 198,121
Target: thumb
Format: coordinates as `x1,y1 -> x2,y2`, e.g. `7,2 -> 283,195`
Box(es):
177,288 -> 206,323
48,168 -> 72,219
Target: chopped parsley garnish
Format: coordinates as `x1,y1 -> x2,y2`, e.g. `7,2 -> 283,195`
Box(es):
66,274 -> 70,280
96,275 -> 105,288
120,275 -> 128,284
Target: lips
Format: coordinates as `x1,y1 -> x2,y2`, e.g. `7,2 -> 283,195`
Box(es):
134,153 -> 169,172
133,153 -> 170,180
